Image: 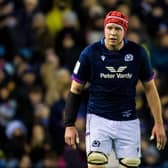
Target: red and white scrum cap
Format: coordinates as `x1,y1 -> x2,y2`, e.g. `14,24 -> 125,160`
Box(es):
104,11 -> 128,33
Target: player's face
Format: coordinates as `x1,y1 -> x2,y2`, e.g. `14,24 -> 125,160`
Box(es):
104,23 -> 125,50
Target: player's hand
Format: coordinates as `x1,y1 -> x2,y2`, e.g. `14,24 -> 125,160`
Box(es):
64,126 -> 80,149
150,123 -> 167,150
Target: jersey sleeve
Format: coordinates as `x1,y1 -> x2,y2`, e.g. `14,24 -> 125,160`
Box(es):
72,48 -> 91,84
138,47 -> 154,82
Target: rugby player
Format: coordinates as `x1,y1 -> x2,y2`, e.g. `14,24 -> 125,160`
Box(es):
64,11 -> 167,168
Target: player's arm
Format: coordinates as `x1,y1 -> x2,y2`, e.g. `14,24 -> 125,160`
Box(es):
142,79 -> 167,150
64,80 -> 85,148
64,80 -> 84,126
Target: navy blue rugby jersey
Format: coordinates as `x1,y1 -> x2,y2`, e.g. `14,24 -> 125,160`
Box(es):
72,39 -> 154,121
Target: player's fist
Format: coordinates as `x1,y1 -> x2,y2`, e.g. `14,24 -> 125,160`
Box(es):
64,126 -> 80,149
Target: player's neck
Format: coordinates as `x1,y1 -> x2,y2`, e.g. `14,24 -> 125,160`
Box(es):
105,40 -> 124,51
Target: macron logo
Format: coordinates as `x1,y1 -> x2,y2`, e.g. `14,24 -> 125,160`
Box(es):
106,66 -> 127,73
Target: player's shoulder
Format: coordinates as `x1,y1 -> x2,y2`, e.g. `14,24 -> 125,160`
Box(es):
81,41 -> 101,55
125,40 -> 145,51
125,40 -> 149,63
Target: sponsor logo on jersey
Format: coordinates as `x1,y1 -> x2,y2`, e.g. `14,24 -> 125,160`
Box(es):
100,66 -> 132,79
106,66 -> 127,73
124,54 -> 134,62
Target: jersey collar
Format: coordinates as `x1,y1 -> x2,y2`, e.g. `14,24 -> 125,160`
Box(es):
100,38 -> 128,55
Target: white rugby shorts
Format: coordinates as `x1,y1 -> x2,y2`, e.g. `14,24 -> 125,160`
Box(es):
86,114 -> 141,159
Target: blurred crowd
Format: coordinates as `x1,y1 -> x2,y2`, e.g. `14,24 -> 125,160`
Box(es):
0,0 -> 168,167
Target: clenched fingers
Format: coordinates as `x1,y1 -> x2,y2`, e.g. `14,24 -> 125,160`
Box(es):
64,126 -> 80,149
156,134 -> 167,150
65,136 -> 79,149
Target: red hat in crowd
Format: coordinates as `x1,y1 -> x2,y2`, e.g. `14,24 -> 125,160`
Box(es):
104,11 -> 128,33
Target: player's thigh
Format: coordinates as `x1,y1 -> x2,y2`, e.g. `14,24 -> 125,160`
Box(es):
115,119 -> 141,159
86,114 -> 113,154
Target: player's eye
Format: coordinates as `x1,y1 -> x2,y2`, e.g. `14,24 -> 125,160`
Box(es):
115,27 -> 122,31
